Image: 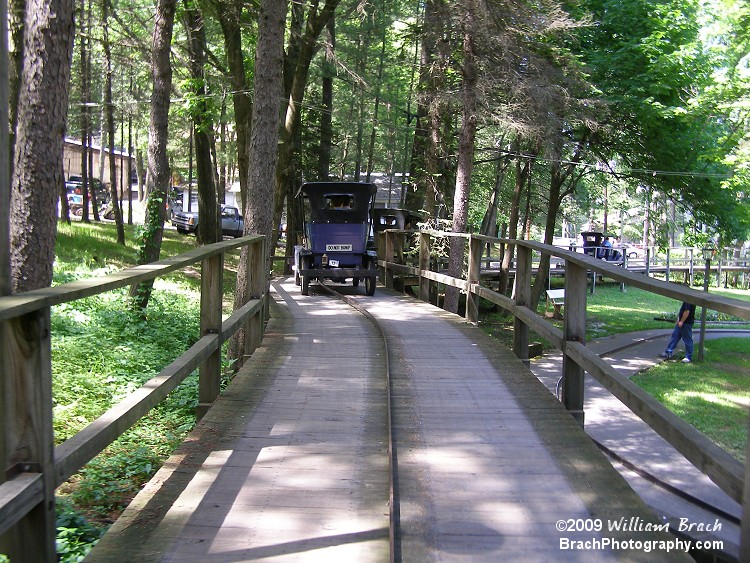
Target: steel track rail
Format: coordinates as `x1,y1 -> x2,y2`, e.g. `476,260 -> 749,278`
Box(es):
316,282 -> 401,563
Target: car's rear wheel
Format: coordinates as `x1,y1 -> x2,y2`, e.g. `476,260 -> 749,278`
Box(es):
364,260 -> 376,296
301,257 -> 311,295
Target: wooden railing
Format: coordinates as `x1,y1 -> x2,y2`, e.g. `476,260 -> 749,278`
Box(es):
0,235 -> 267,561
378,229 -> 750,553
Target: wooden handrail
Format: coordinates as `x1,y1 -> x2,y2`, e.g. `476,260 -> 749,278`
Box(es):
0,235 -> 263,321
378,229 -> 749,510
0,235 -> 267,561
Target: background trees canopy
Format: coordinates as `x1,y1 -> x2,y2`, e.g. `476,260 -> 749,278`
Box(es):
4,0 -> 750,301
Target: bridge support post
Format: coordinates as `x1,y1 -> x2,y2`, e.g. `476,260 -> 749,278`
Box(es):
466,235 -> 481,324
741,413 -> 750,560
197,251 -> 224,420
0,310 -> 57,562
664,247 -> 672,283
244,238 -> 266,358
419,231 -> 430,303
384,231 -> 395,289
512,245 -> 530,366
563,262 -> 587,427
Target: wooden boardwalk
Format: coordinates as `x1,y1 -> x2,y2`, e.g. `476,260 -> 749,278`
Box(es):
87,279 -> 686,562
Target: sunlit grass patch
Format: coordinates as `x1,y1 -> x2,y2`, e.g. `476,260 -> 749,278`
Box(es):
632,338 -> 749,462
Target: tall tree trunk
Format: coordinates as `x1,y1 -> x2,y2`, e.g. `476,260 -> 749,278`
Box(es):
318,17 -> 335,180
272,0 -> 340,259
218,96 -> 227,201
102,0 -> 125,244
217,0 -> 251,211
407,0 -> 434,213
184,1 -> 218,244
444,1 -> 478,314
229,0 -> 287,366
353,28 -> 369,181
129,0 -> 176,309
135,146 -> 145,200
127,111 -> 133,224
8,0 -> 25,170
408,0 -> 450,217
8,0 -> 74,294
77,0 -> 89,223
530,133 -> 588,310
498,152 -> 530,295
365,13 -> 387,182
480,157 -> 507,237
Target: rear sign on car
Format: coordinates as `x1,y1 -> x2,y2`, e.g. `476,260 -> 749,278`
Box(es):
326,244 -> 352,252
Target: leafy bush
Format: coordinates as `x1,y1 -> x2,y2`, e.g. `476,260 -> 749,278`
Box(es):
51,287 -> 200,443
49,223 -> 212,546
56,499 -> 104,562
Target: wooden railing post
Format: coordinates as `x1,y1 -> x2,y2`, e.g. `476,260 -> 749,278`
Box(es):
419,231 -> 431,303
197,251 -> 224,420
563,261 -> 587,427
394,232 -> 406,292
513,244 -> 530,365
665,248 -> 671,283
466,235 -> 481,324
384,231 -> 395,289
0,310 -> 57,561
244,238 -> 266,359
741,412 -> 750,560
376,232 -> 385,280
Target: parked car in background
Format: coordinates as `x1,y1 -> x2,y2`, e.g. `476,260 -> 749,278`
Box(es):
621,244 -> 645,260
171,204 -> 244,238
67,176 -> 108,205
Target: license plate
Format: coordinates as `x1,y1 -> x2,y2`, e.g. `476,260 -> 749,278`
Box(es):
329,259 -> 340,267
326,244 -> 352,252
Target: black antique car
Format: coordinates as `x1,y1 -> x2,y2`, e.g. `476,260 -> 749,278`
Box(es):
580,230 -> 621,261
294,182 -> 379,296
371,207 -> 421,234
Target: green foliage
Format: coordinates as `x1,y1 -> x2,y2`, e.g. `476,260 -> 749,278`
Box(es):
135,193 -> 167,264
49,221 -> 222,549
51,287 -> 200,441
56,499 -> 105,562
177,78 -> 220,134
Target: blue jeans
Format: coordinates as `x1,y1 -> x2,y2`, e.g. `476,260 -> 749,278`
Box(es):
666,323 -> 693,360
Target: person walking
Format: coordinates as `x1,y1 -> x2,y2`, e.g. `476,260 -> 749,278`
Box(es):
659,301 -> 696,363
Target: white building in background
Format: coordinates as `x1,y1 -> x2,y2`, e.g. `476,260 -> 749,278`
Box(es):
367,172 -> 409,208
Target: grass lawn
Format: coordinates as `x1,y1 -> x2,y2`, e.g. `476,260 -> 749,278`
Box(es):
632,338 -> 749,462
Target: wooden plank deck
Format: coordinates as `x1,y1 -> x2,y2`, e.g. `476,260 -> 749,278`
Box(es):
87,280 -> 391,562
86,278 -> 688,562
